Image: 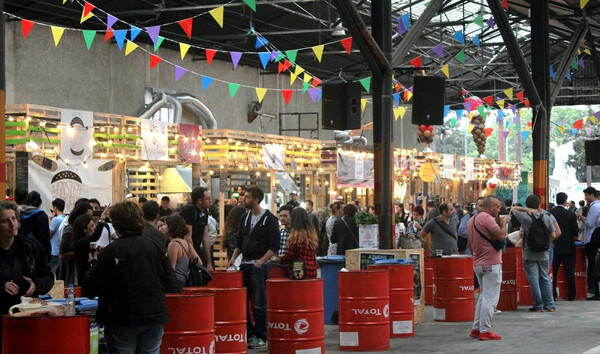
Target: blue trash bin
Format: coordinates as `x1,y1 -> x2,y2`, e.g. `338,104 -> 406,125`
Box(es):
317,255 -> 345,325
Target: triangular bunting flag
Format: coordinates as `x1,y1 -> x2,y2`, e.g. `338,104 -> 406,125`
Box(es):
146,26 -> 160,45
484,128 -> 494,137
228,83 -> 241,98
51,26 -> 65,47
572,58 -> 579,70
303,73 -> 312,83
21,19 -> 34,39
578,58 -> 585,69
179,18 -> 193,39
452,30 -> 465,44
432,43 -> 445,58
497,99 -> 505,109
312,77 -> 321,87
258,52 -> 270,69
591,114 -> 599,124
154,37 -> 164,52
80,10 -> 94,24
230,52 -> 243,69
290,73 -> 297,85
255,36 -> 268,49
557,126 -> 564,135
361,99 -> 367,112
294,66 -> 305,76
285,50 -> 298,66
341,37 -> 352,55
463,102 -> 473,112
150,54 -> 162,69
255,87 -> 268,103
277,62 -> 285,74
303,82 -> 309,93
175,66 -> 187,81
404,90 -> 413,102
473,14 -> 485,28
202,76 -> 214,91
450,117 -> 457,128
104,28 -> 114,42
359,77 -> 371,93
270,50 -> 281,62
113,30 -> 127,51
125,40 -> 138,56
472,34 -> 480,48
205,49 -> 217,65
444,105 -> 450,117
179,43 -> 190,60
455,109 -> 464,119
573,119 -> 583,130
502,0 -> 508,10
484,96 -> 493,106
585,49 -> 591,55
282,90 -> 293,104
82,30 -> 96,50
308,88 -> 319,103
402,14 -> 410,32
312,44 -> 324,62
243,0 -> 256,12
456,50 -> 465,64
503,131 -> 510,140
394,107 -> 407,121
477,106 -> 486,117
524,99 -> 530,108
409,56 -> 421,68
566,70 -> 572,82
504,87 -> 513,100
516,91 -> 525,102
521,131 -> 530,140
209,6 -> 224,28
468,124 -> 475,133
393,93 -> 400,106
581,0 -> 590,9
130,26 -> 141,41
83,2 -> 95,17
549,64 -> 555,79
106,14 -> 117,30
441,64 -> 450,78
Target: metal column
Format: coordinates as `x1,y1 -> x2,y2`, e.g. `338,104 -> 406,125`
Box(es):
0,0 -> 6,200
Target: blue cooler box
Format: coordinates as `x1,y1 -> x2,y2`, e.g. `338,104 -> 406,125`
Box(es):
317,255 -> 345,325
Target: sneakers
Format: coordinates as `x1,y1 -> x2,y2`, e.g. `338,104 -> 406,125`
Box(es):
478,331 -> 502,340
586,295 -> 600,301
247,337 -> 266,349
545,307 -> 556,312
528,307 -> 544,312
470,329 -> 480,338
494,309 -> 502,314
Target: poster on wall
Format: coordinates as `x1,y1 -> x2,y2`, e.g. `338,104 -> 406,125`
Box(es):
178,123 -> 201,163
263,144 -> 286,170
337,152 -> 374,188
465,157 -> 475,180
141,119 -> 169,161
28,159 -> 113,214
60,109 -> 94,163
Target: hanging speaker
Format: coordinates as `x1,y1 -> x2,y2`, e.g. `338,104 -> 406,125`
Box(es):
322,82 -> 361,130
585,139 -> 600,165
411,76 -> 446,125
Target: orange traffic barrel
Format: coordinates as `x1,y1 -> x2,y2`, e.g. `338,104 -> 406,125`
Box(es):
338,270 -> 390,351
425,257 -> 434,305
432,255 -> 474,322
266,278 -> 324,354
556,246 -> 587,300
162,294 -> 215,354
368,259 -> 415,338
3,315 -> 90,353
185,287 -> 247,354
269,264 -> 289,279
515,247 -> 533,306
497,247 -> 518,311
209,270 -> 243,288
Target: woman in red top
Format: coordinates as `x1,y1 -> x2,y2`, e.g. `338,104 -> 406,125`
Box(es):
280,208 -> 319,278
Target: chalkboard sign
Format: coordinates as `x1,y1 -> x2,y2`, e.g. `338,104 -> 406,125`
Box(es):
359,252 -> 394,270
15,152 -> 29,191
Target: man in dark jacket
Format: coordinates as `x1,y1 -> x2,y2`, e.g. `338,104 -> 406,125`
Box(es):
180,187 -> 214,271
228,186 -> 279,349
550,192 -> 580,301
331,204 -> 359,256
18,191 -> 51,259
142,201 -> 168,247
84,201 -> 180,354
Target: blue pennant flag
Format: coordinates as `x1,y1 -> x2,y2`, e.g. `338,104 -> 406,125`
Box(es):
258,52 -> 270,69
393,93 -> 400,106
497,110 -> 505,120
255,36 -> 268,49
452,30 -> 465,44
202,76 -> 214,91
402,14 -> 410,32
130,26 -> 141,41
455,109 -> 464,119
472,34 -> 480,48
550,65 -> 555,79
566,70 -> 572,82
444,105 -> 450,117
113,30 -> 127,50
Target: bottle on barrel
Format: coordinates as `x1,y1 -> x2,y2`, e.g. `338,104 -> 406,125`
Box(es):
66,284 -> 76,316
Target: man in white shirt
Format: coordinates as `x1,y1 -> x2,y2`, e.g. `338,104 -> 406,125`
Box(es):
579,187 -> 600,299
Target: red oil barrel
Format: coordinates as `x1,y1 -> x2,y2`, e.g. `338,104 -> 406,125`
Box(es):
161,294 -> 215,354
516,247 -> 533,306
338,270 -> 390,351
63,286 -> 82,298
432,255 -> 474,322
269,264 -> 289,279
3,315 -> 90,353
266,278 -> 324,354
556,246 -> 587,300
425,257 -> 434,305
185,287 -> 247,354
368,260 -> 415,338
209,270 -> 243,288
497,247 -> 518,311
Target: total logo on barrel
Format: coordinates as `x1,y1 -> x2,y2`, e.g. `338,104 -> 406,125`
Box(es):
165,341 -> 215,354
268,318 -> 310,335
350,304 -> 390,318
215,332 -> 246,343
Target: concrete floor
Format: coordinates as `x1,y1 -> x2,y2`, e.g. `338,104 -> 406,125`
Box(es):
254,299 -> 600,353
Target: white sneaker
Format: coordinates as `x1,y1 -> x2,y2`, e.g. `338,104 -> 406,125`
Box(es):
494,309 -> 502,314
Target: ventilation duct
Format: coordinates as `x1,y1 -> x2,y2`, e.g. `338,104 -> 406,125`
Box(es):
334,130 -> 367,145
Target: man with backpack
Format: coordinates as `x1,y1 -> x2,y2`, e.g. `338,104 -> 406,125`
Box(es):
511,195 -> 559,312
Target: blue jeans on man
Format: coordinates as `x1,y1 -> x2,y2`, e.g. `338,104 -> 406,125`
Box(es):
105,324 -> 164,354
524,260 -> 555,310
242,262 -> 271,341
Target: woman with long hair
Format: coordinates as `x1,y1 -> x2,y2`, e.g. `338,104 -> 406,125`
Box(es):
326,201 -> 345,256
165,215 -> 200,286
331,204 -> 359,255
71,214 -> 98,287
279,208 -> 319,278
223,206 -> 247,260
59,202 -> 93,284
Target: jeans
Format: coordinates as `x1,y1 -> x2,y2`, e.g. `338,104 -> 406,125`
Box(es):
242,262 -> 271,341
472,264 -> 502,333
524,260 -> 555,310
51,255 -> 60,277
552,253 -> 576,300
105,324 -> 163,354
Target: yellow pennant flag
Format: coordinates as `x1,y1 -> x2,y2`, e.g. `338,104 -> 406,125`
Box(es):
504,87 -> 513,100
405,90 -> 413,101
393,107 -> 407,121
468,124 -> 475,133
312,44 -> 324,62
179,43 -> 191,60
209,6 -> 224,28
80,10 -> 94,24
51,26 -> 65,47
62,0 -> 67,3
441,64 -> 449,78
497,99 -> 505,109
294,65 -> 304,76
584,49 -> 591,55
255,87 -> 268,103
583,116 -> 588,124
303,73 -> 312,83
125,40 -> 138,56
581,0 -> 590,9
590,115 -> 598,124
290,72 -> 297,85
361,98 -> 367,112
558,126 -> 565,135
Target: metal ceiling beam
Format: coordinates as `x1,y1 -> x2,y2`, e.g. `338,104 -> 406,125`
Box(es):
391,0 -> 444,66
550,19 -> 588,106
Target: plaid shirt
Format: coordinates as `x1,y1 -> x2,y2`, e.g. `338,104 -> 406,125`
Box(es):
278,228 -> 290,256
280,241 -> 318,278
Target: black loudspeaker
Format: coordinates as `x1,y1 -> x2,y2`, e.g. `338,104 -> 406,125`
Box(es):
585,139 -> 600,165
322,82 -> 361,130
411,76 -> 446,125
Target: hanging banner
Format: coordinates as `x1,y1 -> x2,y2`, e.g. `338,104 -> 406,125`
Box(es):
465,157 -> 475,180
336,152 -> 374,188
28,159 -> 113,213
442,154 -> 454,179
141,119 -> 169,161
263,144 -> 286,170
60,109 -> 94,163
355,155 -> 364,179
178,123 -> 201,163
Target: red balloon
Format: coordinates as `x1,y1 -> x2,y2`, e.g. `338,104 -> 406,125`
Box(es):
419,125 -> 427,132
427,125 -> 434,132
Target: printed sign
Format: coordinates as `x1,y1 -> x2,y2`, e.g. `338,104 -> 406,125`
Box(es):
178,123 -> 201,163
61,109 -> 94,163
409,253 -> 422,305
263,144 -> 286,170
358,252 -> 394,270
141,119 -> 169,161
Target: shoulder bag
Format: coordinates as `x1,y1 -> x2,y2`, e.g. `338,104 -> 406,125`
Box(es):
472,214 -> 504,251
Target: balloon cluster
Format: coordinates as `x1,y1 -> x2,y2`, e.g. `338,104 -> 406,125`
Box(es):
470,114 -> 486,155
417,125 -> 435,145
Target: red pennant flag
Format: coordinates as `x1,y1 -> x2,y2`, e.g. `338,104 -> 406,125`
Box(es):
403,90 -> 410,101
573,119 -> 583,130
283,59 -> 291,71
83,1 -> 95,17
516,91 -> 525,102
502,0 -> 508,10
277,62 -> 285,74
179,18 -> 193,39
527,122 -> 532,128
282,90 -> 293,104
484,95 -> 493,106
484,127 -> 494,137
150,54 -> 162,69
21,19 -> 34,39
462,89 -> 468,97
205,49 -> 216,65
312,77 -> 322,87
409,56 -> 421,68
104,28 -> 114,42
340,37 -> 353,55
524,98 -> 530,108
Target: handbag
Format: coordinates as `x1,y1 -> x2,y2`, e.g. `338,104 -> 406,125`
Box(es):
176,240 -> 213,287
472,214 -> 504,251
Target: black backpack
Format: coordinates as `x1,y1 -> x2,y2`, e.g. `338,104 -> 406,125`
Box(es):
526,214 -> 550,251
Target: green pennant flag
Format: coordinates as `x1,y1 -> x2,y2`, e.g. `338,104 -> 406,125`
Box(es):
456,50 -> 465,63
228,83 -> 241,98
303,81 -> 309,93
285,50 -> 298,66
477,105 -> 485,117
359,76 -> 371,93
572,58 -> 579,70
473,14 -> 485,28
450,117 -> 457,128
243,0 -> 256,12
82,30 -> 96,50
154,36 -> 164,52
275,52 -> 285,63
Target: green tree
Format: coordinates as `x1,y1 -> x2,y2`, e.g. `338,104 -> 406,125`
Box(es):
565,139 -> 600,181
